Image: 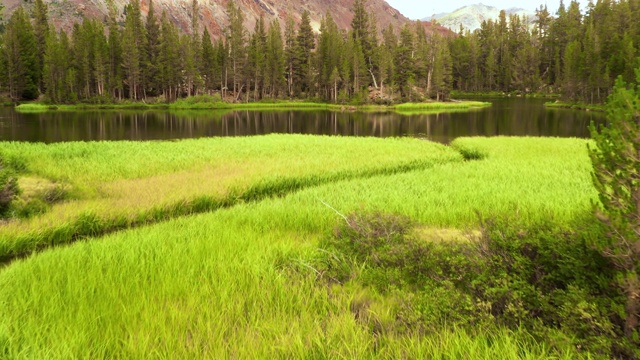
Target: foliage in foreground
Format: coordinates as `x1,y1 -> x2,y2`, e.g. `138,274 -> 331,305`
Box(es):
0,155 -> 19,218
590,73 -> 640,338
318,212 -> 638,358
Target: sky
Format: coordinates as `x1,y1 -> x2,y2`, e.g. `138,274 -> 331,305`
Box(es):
384,1 -> 563,19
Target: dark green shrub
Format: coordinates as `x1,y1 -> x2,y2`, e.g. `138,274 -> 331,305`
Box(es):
317,212 -> 637,357
0,157 -> 19,217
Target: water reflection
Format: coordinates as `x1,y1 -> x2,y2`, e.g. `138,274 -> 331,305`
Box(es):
0,98 -> 605,144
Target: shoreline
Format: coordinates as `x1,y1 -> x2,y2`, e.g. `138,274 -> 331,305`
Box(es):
14,100 -> 492,113
544,101 -> 605,112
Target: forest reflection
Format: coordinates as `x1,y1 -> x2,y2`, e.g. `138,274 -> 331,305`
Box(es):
0,98 -> 604,144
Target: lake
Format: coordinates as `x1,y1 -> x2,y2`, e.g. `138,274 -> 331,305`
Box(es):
0,98 -> 605,143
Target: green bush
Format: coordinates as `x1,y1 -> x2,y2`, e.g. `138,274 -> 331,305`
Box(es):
0,157 -> 19,218
317,212 -> 637,358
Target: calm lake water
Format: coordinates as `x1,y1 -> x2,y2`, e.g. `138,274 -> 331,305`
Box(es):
0,98 -> 605,143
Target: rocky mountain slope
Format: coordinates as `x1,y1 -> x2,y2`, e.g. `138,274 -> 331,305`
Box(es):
424,3 -> 535,32
3,0 -> 439,38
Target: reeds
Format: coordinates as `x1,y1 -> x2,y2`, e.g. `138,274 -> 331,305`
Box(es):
0,136 -> 599,357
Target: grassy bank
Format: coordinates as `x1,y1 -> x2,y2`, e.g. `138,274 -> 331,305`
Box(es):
0,136 -> 620,358
544,101 -> 605,112
452,90 -> 560,99
0,135 -> 461,258
14,98 -> 491,113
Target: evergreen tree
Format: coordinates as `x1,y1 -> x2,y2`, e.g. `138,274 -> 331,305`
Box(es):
284,16 -> 297,97
158,11 -> 181,101
265,20 -> 285,98
121,0 -> 146,100
200,28 -> 218,94
395,24 -> 414,98
226,3 -> 246,100
380,24 -> 397,95
3,7 -> 39,100
33,0 -> 49,93
295,11 -> 315,95
145,0 -> 161,97
106,0 -> 123,99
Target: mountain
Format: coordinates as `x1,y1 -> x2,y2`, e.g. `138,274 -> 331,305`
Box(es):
3,0 -> 416,38
423,3 -> 536,32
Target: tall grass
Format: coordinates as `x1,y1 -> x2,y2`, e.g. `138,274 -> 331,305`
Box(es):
15,99 -> 491,113
0,136 -> 599,358
0,135 -> 461,257
393,101 -> 491,112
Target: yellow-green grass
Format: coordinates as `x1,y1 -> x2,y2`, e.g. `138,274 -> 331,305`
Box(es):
0,205 -> 585,358
15,100 -> 491,113
393,101 -> 491,112
0,137 -> 597,357
0,135 -> 461,257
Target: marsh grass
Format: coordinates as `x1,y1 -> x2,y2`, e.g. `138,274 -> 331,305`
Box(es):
0,136 -> 605,358
544,101 -> 605,112
16,99 -> 491,113
0,135 -> 461,257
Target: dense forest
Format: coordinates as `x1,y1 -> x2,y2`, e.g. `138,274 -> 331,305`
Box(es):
1,0 -> 640,104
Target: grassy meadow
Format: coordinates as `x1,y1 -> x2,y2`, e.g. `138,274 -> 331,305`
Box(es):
0,135 -> 461,258
0,134 -> 626,358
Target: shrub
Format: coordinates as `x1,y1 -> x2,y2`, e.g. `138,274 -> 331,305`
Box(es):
590,73 -> 640,339
0,157 -> 19,217
317,212 -> 636,357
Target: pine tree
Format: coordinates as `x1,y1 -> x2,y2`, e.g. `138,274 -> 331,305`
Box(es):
158,11 -> 181,101
145,0 -> 161,97
284,16 -> 297,97
121,0 -> 146,100
226,3 -> 246,100
265,20 -> 285,98
106,0 -> 123,99
201,28 -> 218,94
296,11 -> 316,95
33,0 -> 49,93
380,24 -> 397,96
395,24 -> 414,98
3,7 -> 39,100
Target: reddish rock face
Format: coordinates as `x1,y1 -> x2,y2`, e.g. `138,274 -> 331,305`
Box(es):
4,0 -> 450,38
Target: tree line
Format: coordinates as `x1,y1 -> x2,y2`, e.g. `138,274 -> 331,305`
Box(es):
3,0 -> 640,104
0,0 -> 452,104
450,0 -> 640,103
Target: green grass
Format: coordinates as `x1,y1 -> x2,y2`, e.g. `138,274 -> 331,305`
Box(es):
0,136 -> 600,357
15,98 -> 491,114
452,90 -> 560,99
0,135 -> 461,258
545,101 -> 605,112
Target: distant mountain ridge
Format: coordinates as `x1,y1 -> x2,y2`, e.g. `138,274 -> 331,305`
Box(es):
423,3 -> 536,32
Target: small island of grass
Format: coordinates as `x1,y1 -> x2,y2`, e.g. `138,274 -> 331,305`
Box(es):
15,96 -> 491,114
544,101 -> 605,112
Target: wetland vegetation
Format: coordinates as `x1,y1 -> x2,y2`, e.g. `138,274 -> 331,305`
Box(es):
0,133 -> 637,358
1,0 -> 640,357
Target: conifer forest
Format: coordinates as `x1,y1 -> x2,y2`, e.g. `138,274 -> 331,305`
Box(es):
1,0 -> 639,105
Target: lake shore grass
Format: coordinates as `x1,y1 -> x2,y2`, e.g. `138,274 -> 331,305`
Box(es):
0,136 -> 609,358
544,100 -> 605,112
14,99 -> 491,113
452,90 -> 560,99
0,135 -> 462,259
